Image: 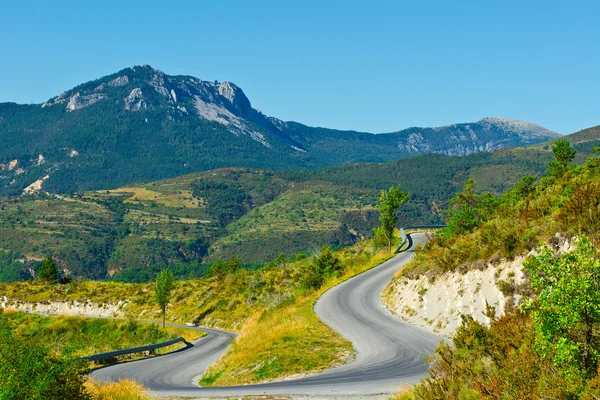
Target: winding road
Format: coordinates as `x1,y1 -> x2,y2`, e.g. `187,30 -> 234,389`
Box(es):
91,233 -> 441,397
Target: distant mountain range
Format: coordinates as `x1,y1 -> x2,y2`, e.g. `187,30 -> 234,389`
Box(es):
0,65 -> 560,196
0,122 -> 597,282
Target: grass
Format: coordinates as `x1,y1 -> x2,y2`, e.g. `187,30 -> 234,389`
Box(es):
200,241 -> 397,386
1,234 -> 401,385
85,379 -> 152,400
0,309 -> 202,359
208,182 -> 378,263
0,168 -> 381,281
110,187 -> 201,209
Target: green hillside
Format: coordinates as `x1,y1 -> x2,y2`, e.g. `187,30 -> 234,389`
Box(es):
0,127 -> 597,282
394,140 -> 600,399
0,66 -> 559,196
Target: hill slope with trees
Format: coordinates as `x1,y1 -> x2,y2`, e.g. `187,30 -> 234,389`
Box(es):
392,141 -> 600,399
0,127 -> 597,281
0,65 -> 559,196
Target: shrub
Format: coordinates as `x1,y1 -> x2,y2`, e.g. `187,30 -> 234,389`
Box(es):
301,247 -> 343,290
0,321 -> 90,400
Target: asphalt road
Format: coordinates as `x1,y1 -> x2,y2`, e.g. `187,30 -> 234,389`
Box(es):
91,233 -> 441,397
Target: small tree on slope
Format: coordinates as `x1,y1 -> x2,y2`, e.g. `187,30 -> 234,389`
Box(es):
374,185 -> 410,253
38,257 -> 58,283
548,138 -> 577,176
154,269 -> 175,328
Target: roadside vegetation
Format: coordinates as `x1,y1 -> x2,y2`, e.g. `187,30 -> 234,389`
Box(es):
0,309 -> 200,359
400,141 -> 600,279
2,127 -> 597,283
393,143 -> 600,398
200,240 -> 397,385
1,228 -> 402,387
0,308 -> 181,400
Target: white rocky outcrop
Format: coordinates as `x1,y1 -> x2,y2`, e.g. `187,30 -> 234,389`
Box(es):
384,236 -> 574,338
1,296 -> 127,319
478,117 -> 560,138
23,175 -> 49,195
194,96 -> 242,129
194,96 -> 270,147
108,75 -> 129,87
42,92 -> 68,108
149,70 -> 170,97
1,159 -> 18,171
66,92 -> 107,111
124,88 -> 146,111
217,81 -> 238,103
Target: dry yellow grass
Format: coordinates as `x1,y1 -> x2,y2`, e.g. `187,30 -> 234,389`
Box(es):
2,237 -> 401,386
111,187 -> 202,208
201,246 -> 396,386
85,378 -> 151,400
388,389 -> 416,400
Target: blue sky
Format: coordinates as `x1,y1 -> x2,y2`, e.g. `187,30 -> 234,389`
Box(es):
1,0 -> 599,134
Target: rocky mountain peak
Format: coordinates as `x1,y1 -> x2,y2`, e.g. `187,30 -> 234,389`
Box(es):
477,117 -> 561,138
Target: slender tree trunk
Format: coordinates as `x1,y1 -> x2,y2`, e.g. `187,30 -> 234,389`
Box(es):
584,315 -> 594,376
163,306 -> 166,328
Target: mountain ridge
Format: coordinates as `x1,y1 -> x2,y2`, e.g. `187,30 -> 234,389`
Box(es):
0,65 -> 561,196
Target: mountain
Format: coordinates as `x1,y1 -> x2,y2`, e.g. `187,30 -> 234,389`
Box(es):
0,125 -> 596,282
0,65 -> 560,196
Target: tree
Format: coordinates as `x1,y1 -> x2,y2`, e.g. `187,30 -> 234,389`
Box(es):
524,236 -> 600,380
512,175 -> 537,200
38,257 -> 58,283
154,269 -> 175,327
375,185 -> 410,253
444,179 -> 499,237
207,256 -> 241,278
302,247 -> 343,289
548,138 -> 577,176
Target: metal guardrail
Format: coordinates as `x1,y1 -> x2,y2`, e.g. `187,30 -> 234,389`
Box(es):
84,336 -> 186,361
395,225 -> 446,253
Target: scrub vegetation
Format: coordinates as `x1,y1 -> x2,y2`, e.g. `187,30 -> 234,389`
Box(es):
0,309 -> 200,359
0,308 -> 195,400
394,143 -> 600,398
1,231 -> 400,387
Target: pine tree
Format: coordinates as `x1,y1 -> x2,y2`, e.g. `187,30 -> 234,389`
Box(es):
38,257 -> 58,283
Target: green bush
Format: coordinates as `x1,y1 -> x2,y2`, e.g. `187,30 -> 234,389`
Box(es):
302,247 -> 343,289
0,321 -> 90,400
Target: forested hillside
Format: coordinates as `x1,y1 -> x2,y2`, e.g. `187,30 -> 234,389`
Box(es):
0,65 -> 559,196
0,127 -> 597,282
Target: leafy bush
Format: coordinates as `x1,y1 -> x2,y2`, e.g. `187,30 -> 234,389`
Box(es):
0,321 -> 90,400
207,257 -> 242,278
302,247 -> 343,289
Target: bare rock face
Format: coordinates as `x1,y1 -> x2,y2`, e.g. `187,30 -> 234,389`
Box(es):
42,92 -> 69,107
124,88 -> 146,111
108,75 -> 129,87
478,117 -> 559,138
23,175 -> 49,195
149,70 -> 170,97
217,81 -> 252,116
66,92 -> 107,112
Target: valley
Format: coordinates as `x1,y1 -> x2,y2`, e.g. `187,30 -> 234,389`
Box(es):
0,124 -> 598,282
2,127 -> 600,399
3,4 -> 600,399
